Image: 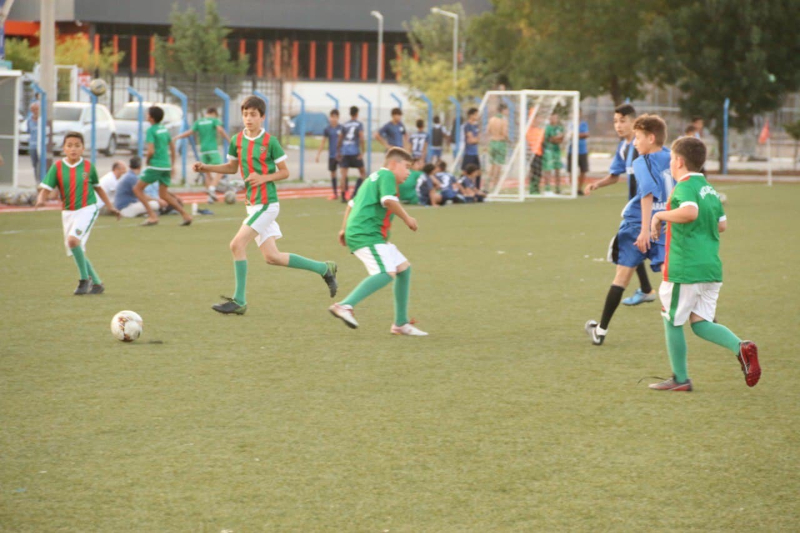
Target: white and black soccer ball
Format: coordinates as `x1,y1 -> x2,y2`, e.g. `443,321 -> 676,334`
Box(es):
89,78 -> 108,97
111,310 -> 143,342
224,190 -> 237,204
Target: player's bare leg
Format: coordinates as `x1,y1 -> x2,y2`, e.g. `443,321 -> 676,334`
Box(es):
159,184 -> 192,225
260,236 -> 338,296
133,180 -> 159,225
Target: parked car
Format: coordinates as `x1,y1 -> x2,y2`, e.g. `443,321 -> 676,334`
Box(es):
114,102 -> 183,153
20,102 -> 118,156
289,112 -> 329,136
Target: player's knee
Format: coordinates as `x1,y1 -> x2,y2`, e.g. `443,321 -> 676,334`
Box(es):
67,236 -> 81,248
263,251 -> 281,265
229,239 -> 244,254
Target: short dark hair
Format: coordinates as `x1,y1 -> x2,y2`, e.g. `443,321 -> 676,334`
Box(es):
350,106 -> 359,117
416,119 -> 424,129
436,161 -> 447,171
422,163 -> 436,174
241,96 -> 266,116
467,107 -> 478,117
391,107 -> 402,116
330,109 -> 339,117
63,131 -> 84,146
433,115 -> 440,124
385,146 -> 413,163
614,104 -> 636,117
148,105 -> 164,123
464,163 -> 479,175
633,114 -> 667,146
684,124 -> 697,135
129,156 -> 142,169
671,136 -> 706,172
498,103 -> 507,112
206,107 -> 218,115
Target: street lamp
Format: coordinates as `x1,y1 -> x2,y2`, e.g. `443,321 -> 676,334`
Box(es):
371,10 -> 383,128
431,7 -> 458,90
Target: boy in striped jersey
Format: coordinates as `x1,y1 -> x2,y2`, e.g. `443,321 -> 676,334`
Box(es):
329,147 -> 427,336
648,137 -> 760,391
35,132 -> 120,295
194,96 -> 338,315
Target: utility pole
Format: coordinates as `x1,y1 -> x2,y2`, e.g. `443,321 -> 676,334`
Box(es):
39,0 -> 55,159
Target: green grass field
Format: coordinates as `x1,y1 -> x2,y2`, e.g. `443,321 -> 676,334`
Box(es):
1,184 -> 799,531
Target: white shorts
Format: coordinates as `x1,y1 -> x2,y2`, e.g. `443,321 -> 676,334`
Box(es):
244,203 -> 282,246
62,204 -> 99,256
119,200 -> 160,218
353,243 -> 408,275
659,281 -> 722,326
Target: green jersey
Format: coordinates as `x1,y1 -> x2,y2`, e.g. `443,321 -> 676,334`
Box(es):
228,129 -> 286,206
663,173 -> 726,283
398,170 -> 422,204
42,158 -> 100,211
145,123 -> 172,170
192,117 -> 222,154
345,167 -> 399,252
544,124 -> 564,152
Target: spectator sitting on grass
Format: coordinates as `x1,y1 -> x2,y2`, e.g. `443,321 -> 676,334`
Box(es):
97,160 -> 127,215
435,161 -> 466,204
459,164 -> 487,203
417,163 -> 443,207
114,157 -> 167,218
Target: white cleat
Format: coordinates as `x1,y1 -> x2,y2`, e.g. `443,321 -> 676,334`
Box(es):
329,303 -> 358,329
390,323 -> 428,336
584,319 -> 606,346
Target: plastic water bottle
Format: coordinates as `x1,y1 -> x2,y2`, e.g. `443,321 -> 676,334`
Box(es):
191,202 -> 198,216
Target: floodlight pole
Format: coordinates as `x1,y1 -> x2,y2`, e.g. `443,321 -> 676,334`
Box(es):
419,92 -> 433,162
431,7 -> 459,91
358,94 -> 372,174
371,11 -> 383,129
32,82 -> 47,184
168,86 -> 189,183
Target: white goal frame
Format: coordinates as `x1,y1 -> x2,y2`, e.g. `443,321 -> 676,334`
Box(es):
454,90 -> 581,202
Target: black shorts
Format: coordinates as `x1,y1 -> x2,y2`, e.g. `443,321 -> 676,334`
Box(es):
328,157 -> 338,172
567,153 -> 589,173
461,154 -> 481,170
529,154 -> 543,179
341,155 -> 364,169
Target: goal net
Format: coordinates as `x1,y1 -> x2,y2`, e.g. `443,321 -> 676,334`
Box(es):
454,90 -> 581,201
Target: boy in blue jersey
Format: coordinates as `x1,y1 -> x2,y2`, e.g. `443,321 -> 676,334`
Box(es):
585,114 -> 674,345
435,161 -> 466,204
429,116 -> 449,163
567,113 -> 590,194
461,108 -> 481,188
584,104 -> 656,306
376,107 -> 408,150
459,164 -> 486,203
416,163 -> 443,206
337,106 -> 367,203
316,109 -> 343,200
409,119 -> 429,160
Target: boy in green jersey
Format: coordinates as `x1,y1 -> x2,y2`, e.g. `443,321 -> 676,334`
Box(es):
194,96 -> 338,315
397,158 -> 423,204
35,132 -> 120,295
649,137 -> 760,391
133,106 -> 193,226
329,147 -> 427,336
542,112 -> 565,194
174,107 -> 230,203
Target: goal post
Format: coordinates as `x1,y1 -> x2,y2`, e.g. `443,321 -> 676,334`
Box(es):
454,90 -> 581,201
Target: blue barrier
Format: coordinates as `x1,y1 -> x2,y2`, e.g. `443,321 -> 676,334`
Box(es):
448,96 -> 461,157
291,91 -> 305,181
254,90 -> 270,131
32,83 -> 47,184
126,86 -> 144,158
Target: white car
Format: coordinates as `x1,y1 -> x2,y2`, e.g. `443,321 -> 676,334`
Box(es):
50,102 -> 118,156
114,102 -> 184,153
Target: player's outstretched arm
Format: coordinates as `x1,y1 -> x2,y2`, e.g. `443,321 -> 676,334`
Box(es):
94,186 -> 120,219
338,203 -> 352,246
384,199 -> 417,231
194,158 -> 239,175
585,173 -> 620,195
216,125 -> 230,143
173,130 -> 194,141
316,136 -> 327,162
34,188 -> 49,209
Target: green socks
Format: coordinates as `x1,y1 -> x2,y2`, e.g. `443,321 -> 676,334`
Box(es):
85,258 -> 101,284
663,317 -> 689,383
234,260 -> 248,305
691,320 -> 741,354
288,253 -> 328,276
341,273 -> 393,307
70,246 -> 89,280
394,267 -> 411,326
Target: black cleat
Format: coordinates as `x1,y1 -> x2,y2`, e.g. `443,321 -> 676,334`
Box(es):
322,261 -> 338,297
74,279 -> 92,295
212,296 -> 247,315
89,283 -> 105,294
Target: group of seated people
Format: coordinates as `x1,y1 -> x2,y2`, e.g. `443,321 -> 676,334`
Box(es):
398,159 -> 487,207
97,156 -> 181,218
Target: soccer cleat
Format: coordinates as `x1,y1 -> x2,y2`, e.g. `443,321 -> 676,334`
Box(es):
623,289 -> 657,306
180,219 -> 192,226
74,279 -> 92,295
329,303 -> 358,329
89,283 -> 105,295
207,190 -> 217,203
328,193 -> 338,201
212,296 -> 247,315
390,323 -> 428,336
584,320 -> 605,345
322,261 -> 338,297
649,376 -> 694,391
737,341 -> 761,387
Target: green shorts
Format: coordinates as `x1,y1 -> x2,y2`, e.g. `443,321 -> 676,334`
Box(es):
542,148 -> 563,171
201,152 -> 223,165
489,140 -> 507,165
140,168 -> 172,187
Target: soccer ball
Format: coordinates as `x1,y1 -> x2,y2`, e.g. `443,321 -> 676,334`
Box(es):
224,190 -> 237,204
111,310 -> 143,342
89,78 -> 107,97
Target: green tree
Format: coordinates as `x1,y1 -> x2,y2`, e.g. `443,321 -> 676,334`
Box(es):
5,38 -> 38,72
785,119 -> 800,171
154,0 -> 247,75
639,0 -> 800,164
4,34 -> 123,74
470,0 -> 650,104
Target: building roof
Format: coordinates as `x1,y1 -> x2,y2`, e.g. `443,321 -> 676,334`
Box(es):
10,0 -> 492,33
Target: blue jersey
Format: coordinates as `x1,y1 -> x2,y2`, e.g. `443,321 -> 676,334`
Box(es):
340,120 -> 363,156
416,173 -> 434,199
379,121 -> 407,147
624,148 -> 674,242
609,138 -> 639,200
459,176 -> 476,189
409,131 -> 428,158
463,122 -> 479,156
323,124 -> 342,158
568,121 -> 589,155
114,171 -> 140,210
436,171 -> 457,189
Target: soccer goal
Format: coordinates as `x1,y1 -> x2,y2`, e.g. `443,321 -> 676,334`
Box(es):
454,90 -> 581,201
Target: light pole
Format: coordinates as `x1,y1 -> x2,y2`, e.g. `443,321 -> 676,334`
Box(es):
370,10 -> 383,130
431,7 -> 458,90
